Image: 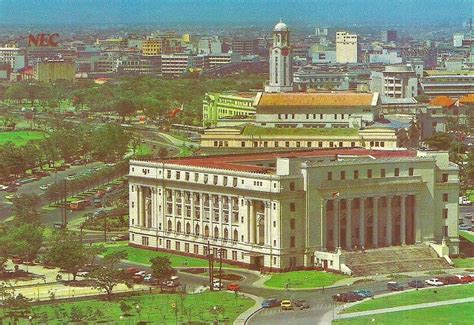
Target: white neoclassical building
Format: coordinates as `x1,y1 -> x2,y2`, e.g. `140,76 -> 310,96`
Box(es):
128,149 -> 459,273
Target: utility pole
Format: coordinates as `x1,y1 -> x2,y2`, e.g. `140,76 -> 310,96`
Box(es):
218,248 -> 223,291
207,241 -> 213,291
62,179 -> 68,228
104,214 -> 107,242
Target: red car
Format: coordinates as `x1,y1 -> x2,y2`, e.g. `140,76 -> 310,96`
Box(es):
454,275 -> 472,284
227,283 -> 240,291
440,276 -> 462,285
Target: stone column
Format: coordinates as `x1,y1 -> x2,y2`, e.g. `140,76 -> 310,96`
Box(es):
372,197 -> 379,248
333,199 -> 340,249
199,193 -> 204,233
386,196 -> 392,246
265,201 -> 271,246
359,198 -> 365,248
136,186 -> 141,227
321,199 -> 327,251
140,187 -> 146,227
345,199 -> 352,250
401,195 -> 407,245
415,195 -> 422,243
249,200 -> 256,244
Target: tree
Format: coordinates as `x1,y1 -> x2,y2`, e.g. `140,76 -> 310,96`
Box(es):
6,224 -> 43,261
12,193 -> 41,226
158,147 -> 169,158
44,231 -> 101,281
425,132 -> 452,150
114,99 -> 136,122
89,250 -> 132,299
150,256 -> 176,282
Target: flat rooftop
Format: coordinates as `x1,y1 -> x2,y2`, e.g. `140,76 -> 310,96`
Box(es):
132,148 -> 417,174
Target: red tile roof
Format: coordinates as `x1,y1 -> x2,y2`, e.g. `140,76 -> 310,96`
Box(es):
460,94 -> 474,105
257,92 -> 377,108
147,149 -> 417,174
429,96 -> 456,107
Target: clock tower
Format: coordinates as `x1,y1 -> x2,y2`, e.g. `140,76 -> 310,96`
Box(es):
265,20 -> 294,93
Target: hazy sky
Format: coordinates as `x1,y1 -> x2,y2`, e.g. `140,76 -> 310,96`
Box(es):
0,0 -> 473,27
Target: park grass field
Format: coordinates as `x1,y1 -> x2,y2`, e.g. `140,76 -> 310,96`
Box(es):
453,257 -> 474,268
334,302 -> 474,325
0,130 -> 46,146
134,144 -> 152,156
459,230 -> 474,243
341,284 -> 474,314
263,270 -> 347,289
102,242 -> 236,268
0,291 -> 254,324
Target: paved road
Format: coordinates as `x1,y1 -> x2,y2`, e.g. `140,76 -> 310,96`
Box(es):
0,162 -> 103,222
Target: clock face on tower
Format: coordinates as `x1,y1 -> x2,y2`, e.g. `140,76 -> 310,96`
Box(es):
281,47 -> 289,57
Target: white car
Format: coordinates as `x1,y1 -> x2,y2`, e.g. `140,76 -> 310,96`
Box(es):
143,274 -> 153,281
425,278 -> 444,286
0,185 -> 8,191
76,271 -> 89,277
39,184 -> 50,190
134,270 -> 147,277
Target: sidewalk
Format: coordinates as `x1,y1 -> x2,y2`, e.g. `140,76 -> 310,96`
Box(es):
233,292 -> 263,325
336,296 -> 474,320
249,267 -> 471,291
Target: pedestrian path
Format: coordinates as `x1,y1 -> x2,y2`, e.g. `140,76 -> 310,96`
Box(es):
233,292 -> 263,325
336,297 -> 474,320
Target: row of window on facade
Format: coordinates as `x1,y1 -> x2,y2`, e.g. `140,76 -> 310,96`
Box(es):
327,167 -> 414,180
239,140 -> 360,148
278,113 -> 352,120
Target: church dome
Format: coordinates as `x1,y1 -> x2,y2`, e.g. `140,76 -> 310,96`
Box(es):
273,20 -> 289,32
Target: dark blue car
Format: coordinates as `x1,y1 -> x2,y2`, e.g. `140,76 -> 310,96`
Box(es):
261,298 -> 281,308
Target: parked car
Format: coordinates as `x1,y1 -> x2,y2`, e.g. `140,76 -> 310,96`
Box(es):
39,184 -> 50,190
294,300 -> 310,310
261,298 -> 281,308
408,279 -> 425,288
0,185 -> 8,191
440,276 -> 462,285
126,267 -> 140,275
212,279 -> 224,290
135,270 -> 147,277
76,271 -> 89,277
387,281 -> 404,291
459,224 -> 471,231
143,274 -> 154,282
281,300 -> 293,310
425,278 -> 444,286
332,292 -> 362,302
227,283 -> 240,291
352,289 -> 373,298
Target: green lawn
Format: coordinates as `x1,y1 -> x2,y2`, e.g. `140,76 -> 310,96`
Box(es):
134,144 -> 152,156
102,242 -> 236,268
459,231 -> 474,243
0,130 -> 46,146
242,125 -> 359,137
453,258 -> 474,268
342,284 -> 474,314
264,270 -> 347,289
0,291 -> 254,324
335,302 -> 474,325
467,189 -> 474,202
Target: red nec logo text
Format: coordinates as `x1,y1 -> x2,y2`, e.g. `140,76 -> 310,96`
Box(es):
28,33 -> 59,47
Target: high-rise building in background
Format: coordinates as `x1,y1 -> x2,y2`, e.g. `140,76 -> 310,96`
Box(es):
315,27 -> 328,36
265,20 -> 294,93
453,33 -> 465,47
336,31 -> 359,63
381,29 -> 398,43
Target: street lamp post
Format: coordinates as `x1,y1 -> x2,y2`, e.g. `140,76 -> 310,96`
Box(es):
136,304 -> 141,322
372,273 -> 378,299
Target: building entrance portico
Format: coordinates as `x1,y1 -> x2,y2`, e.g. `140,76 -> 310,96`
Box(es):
325,194 -> 417,251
